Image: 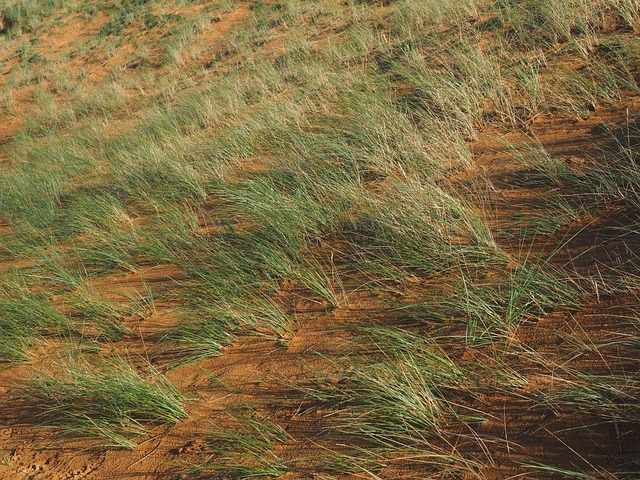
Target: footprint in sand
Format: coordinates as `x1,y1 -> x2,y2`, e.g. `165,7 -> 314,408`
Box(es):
171,439 -> 207,455
58,463 -> 96,480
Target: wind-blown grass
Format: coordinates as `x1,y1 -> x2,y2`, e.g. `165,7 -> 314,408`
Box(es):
0,0 -> 638,476
25,354 -> 187,449
0,282 -> 72,362
182,407 -> 288,479
0,0 -> 72,37
297,326 -> 489,477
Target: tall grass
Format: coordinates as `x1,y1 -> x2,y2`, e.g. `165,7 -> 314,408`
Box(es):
0,0 -> 638,476
181,407 -> 288,479
25,354 -> 187,449
346,178 -> 504,278
490,0 -> 640,48
0,281 -> 72,362
0,0 -> 71,37
297,326 -> 488,477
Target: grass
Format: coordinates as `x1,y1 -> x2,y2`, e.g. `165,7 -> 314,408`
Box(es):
68,284 -> 130,340
587,120 -> 640,213
345,178 -> 505,277
160,315 -> 236,367
24,353 -> 187,449
294,325 -> 491,477
0,0 -> 638,477
0,281 -> 72,362
506,141 -> 586,188
0,0 -> 73,38
181,407 -> 288,479
518,461 -> 593,479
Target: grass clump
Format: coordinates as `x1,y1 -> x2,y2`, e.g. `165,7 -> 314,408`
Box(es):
453,261 -> 584,342
587,120 -> 640,211
490,0 -> 639,48
0,0 -> 70,37
0,282 -> 72,362
160,315 -> 236,367
348,178 -> 504,278
25,354 -> 187,449
182,407 -> 288,479
507,141 -> 587,188
298,326 -> 486,476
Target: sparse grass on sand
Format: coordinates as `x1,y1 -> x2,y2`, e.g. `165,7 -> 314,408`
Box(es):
0,0 -> 638,477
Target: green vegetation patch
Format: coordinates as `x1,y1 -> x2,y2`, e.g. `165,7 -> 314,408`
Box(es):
24,354 -> 187,449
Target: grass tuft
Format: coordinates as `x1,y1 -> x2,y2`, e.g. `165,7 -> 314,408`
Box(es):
24,354 -> 187,449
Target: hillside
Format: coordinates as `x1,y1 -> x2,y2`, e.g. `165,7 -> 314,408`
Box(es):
0,0 -> 639,478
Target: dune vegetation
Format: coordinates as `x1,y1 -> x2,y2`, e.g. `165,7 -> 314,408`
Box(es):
0,0 -> 638,478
